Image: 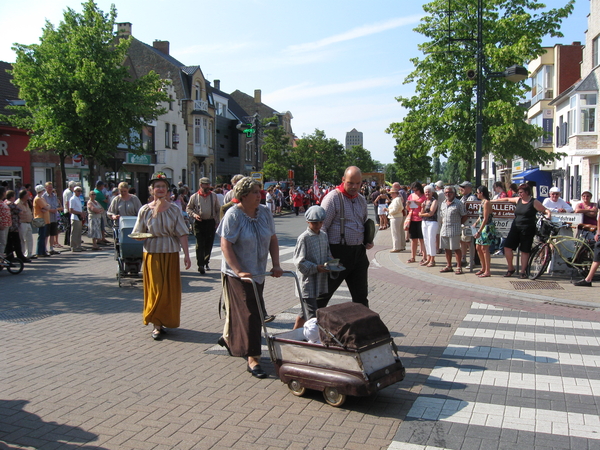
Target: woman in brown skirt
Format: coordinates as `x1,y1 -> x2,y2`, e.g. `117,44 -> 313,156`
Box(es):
132,172 -> 191,340
217,177 -> 283,379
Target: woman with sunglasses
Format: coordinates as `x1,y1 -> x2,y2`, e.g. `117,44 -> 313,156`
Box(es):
492,183 -> 550,278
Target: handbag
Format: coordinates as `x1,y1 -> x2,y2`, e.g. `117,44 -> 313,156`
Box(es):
32,217 -> 46,228
364,218 -> 376,245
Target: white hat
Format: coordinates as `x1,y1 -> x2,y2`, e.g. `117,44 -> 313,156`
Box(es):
549,187 -> 561,194
35,185 -> 45,193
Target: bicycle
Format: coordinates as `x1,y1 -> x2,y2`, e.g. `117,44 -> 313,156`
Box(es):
0,255 -> 24,275
526,216 -> 595,280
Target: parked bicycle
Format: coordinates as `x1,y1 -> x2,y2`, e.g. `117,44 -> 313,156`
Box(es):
0,255 -> 24,275
526,216 -> 594,280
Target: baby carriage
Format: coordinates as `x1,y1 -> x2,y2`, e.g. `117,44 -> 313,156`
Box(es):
113,216 -> 144,287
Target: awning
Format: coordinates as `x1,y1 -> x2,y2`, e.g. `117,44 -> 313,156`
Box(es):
512,168 -> 553,202
512,167 -> 541,181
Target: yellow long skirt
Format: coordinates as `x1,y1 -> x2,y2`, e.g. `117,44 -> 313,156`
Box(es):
142,252 -> 181,328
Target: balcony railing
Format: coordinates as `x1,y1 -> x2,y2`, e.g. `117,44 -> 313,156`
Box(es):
194,100 -> 208,112
193,143 -> 209,157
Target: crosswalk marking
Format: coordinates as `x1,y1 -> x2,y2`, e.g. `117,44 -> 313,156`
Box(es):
390,302 -> 600,449
443,344 -> 600,368
462,314 -> 600,330
406,398 -> 600,440
454,327 -> 600,346
429,366 -> 600,396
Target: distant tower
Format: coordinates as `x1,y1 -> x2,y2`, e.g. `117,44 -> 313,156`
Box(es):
345,128 -> 363,150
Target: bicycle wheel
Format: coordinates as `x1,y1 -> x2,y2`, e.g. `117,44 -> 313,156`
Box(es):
527,244 -> 551,280
7,259 -> 24,275
572,243 -> 594,278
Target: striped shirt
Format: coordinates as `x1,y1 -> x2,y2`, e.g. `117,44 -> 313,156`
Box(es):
321,189 -> 368,246
133,203 -> 189,254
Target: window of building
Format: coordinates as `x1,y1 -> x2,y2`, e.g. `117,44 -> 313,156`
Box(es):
245,142 -> 253,162
203,118 -> 208,145
531,65 -> 554,104
195,118 -> 201,144
172,124 -> 178,149
165,123 -> 170,148
208,121 -> 213,148
568,93 -> 597,135
141,126 -> 155,152
593,35 -> 600,68
168,95 -> 173,111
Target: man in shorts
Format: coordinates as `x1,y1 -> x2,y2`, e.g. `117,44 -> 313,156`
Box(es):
42,182 -> 61,255
439,186 -> 468,274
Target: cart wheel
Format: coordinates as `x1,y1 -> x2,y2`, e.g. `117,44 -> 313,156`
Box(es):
323,387 -> 346,407
288,380 -> 306,397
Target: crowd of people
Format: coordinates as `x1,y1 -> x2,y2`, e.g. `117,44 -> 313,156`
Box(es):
3,170 -> 599,382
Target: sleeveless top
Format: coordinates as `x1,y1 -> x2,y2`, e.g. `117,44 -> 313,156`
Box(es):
378,196 -> 387,205
422,199 -> 437,221
514,198 -> 537,231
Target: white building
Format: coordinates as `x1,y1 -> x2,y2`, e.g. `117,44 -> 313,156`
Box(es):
345,128 -> 363,150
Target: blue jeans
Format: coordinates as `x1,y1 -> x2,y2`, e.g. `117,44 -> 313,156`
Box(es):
36,224 -> 48,256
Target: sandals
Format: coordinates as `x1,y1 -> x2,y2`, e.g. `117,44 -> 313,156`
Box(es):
475,270 -> 484,276
427,262 -> 436,267
419,260 -> 428,266
503,269 -> 516,278
519,272 -> 528,279
440,266 -> 453,273
455,268 -> 463,275
407,258 -> 416,263
478,273 -> 491,278
151,329 -> 162,340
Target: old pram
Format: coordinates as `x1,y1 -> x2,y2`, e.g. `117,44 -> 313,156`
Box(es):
113,216 -> 144,287
245,272 -> 406,407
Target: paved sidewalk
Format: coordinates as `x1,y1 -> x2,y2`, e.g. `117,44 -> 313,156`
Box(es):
1,223 -> 599,449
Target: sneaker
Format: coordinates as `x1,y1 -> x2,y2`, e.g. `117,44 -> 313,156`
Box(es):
573,279 -> 592,287
49,250 -> 60,255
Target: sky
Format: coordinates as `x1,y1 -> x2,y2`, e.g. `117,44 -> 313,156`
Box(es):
0,0 -> 591,165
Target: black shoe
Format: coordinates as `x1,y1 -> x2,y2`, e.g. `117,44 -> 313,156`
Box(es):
20,258 -> 32,263
264,315 -> 276,323
159,326 -> 168,335
198,266 -> 205,274
573,279 -> 592,287
247,364 -> 267,379
151,329 -> 162,340
217,336 -> 232,356
49,250 -> 60,255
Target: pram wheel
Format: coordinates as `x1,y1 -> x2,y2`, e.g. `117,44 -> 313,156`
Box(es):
288,380 -> 306,397
323,387 -> 346,407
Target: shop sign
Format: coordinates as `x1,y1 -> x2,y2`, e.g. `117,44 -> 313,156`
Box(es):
0,140 -> 8,156
126,153 -> 152,165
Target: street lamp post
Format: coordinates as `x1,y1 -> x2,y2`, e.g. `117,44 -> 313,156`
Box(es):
473,0 -> 528,188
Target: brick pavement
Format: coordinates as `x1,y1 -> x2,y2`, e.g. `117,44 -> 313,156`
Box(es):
1,222 -> 599,449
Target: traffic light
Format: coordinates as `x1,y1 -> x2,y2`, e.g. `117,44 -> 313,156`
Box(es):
236,122 -> 255,138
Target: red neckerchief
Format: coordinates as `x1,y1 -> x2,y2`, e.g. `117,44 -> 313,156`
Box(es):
232,198 -> 240,203
197,189 -> 211,198
337,184 -> 358,199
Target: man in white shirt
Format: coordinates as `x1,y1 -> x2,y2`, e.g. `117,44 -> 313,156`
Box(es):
69,186 -> 86,252
62,181 -> 76,246
542,187 -> 573,213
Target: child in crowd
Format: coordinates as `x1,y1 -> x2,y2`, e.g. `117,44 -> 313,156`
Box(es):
292,205 -> 335,330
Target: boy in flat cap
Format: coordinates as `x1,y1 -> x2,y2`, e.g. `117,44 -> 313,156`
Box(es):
293,205 -> 334,330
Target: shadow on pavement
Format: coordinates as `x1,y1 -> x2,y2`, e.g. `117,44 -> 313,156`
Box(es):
0,399 -> 108,449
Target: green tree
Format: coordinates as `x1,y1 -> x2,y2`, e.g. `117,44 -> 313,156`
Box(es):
290,130 -> 345,185
5,0 -> 168,189
261,116 -> 293,181
388,0 -> 574,180
386,117 -> 432,183
344,144 -> 376,173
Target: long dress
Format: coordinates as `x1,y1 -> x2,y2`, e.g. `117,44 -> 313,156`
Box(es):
87,200 -> 103,240
216,205 -> 276,357
133,203 -> 189,328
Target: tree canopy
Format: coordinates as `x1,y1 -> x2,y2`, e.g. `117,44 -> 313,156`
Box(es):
388,0 -> 574,182
5,0 -> 168,188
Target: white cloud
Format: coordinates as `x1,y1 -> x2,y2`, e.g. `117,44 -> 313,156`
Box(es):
264,75 -> 406,103
287,15 -> 423,54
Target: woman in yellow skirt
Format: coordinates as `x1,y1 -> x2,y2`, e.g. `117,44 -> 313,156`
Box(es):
132,172 -> 191,340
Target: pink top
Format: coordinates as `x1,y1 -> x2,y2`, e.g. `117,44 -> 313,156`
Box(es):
408,193 -> 426,221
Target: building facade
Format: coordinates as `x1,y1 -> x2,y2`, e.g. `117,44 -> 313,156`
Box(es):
345,128 -> 363,150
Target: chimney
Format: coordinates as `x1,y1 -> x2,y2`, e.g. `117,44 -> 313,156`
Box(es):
254,89 -> 261,104
572,41 -> 581,46
214,79 -> 221,91
117,22 -> 132,37
153,40 -> 170,55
